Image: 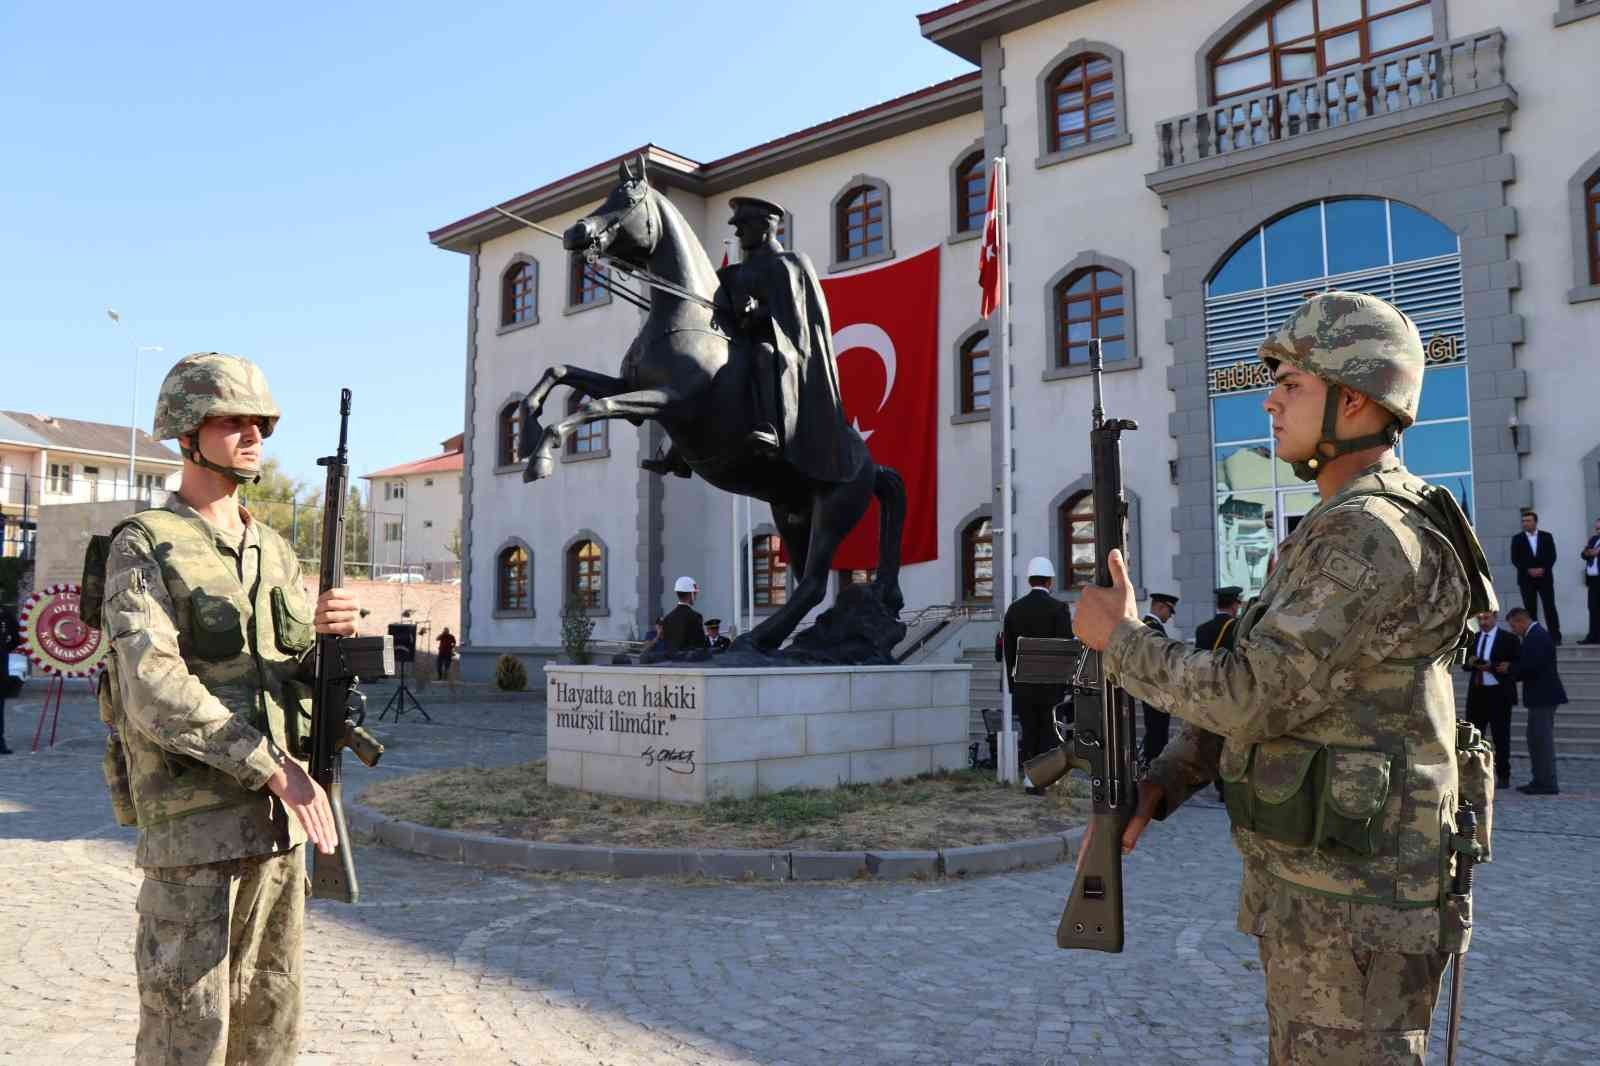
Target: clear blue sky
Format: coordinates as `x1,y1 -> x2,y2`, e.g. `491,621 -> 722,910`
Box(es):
0,1 -> 971,497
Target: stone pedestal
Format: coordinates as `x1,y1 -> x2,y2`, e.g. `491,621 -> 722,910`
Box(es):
544,664 -> 972,804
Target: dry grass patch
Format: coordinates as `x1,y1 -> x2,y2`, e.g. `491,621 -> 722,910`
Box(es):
362,761 -> 1088,851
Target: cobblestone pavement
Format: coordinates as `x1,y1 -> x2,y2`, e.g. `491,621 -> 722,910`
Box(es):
3,688 -> 1597,1065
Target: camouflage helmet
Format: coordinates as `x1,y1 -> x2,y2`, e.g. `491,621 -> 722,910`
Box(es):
152,353 -> 280,441
1257,290 -> 1424,428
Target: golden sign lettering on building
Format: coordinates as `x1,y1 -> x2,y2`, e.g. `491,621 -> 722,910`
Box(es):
1208,334 -> 1464,395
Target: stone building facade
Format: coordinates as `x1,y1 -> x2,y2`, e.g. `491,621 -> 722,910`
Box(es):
431,0 -> 1600,678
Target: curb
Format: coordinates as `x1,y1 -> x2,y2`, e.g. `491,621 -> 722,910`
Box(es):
347,803 -> 1085,883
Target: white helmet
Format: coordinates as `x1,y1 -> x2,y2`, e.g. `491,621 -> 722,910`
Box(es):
673,576 -> 698,594
1026,556 -> 1055,580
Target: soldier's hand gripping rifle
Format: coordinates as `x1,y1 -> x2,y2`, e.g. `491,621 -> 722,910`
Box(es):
1012,339 -> 1139,952
307,389 -> 393,904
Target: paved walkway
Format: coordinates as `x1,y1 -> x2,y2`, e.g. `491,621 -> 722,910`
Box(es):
2,688 -> 1596,1065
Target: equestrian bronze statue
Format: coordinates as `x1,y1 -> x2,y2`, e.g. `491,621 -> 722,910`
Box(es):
511,155 -> 906,654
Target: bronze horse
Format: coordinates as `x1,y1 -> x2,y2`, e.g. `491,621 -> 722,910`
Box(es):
517,155 -> 905,652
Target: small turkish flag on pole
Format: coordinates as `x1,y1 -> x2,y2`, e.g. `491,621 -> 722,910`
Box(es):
720,238 -> 732,270
978,159 -> 1003,318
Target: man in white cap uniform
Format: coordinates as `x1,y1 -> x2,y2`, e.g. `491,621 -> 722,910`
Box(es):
997,556 -> 1076,789
659,576 -> 711,656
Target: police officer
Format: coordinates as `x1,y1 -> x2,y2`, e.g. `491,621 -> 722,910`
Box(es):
1194,586 -> 1242,652
102,353 -> 359,1065
999,557 -> 1075,788
703,618 -> 733,652
658,576 -> 710,655
1138,593 -> 1179,769
1073,292 -> 1490,1064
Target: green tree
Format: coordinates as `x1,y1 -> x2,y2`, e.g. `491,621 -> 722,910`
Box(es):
344,484 -> 370,579
239,458 -> 310,559
445,525 -> 462,561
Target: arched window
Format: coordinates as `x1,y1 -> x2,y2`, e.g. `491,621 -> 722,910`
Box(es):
1210,0 -> 1436,101
500,259 -> 537,327
1059,492 -> 1096,590
1054,268 -> 1127,368
962,518 -> 993,602
1047,54 -> 1119,154
569,253 -> 608,307
1586,171 -> 1600,287
498,545 -> 528,611
497,401 -> 520,467
751,534 -> 788,607
954,152 -> 987,234
960,331 -> 991,414
566,539 -> 603,610
837,185 -> 886,262
564,392 -> 606,456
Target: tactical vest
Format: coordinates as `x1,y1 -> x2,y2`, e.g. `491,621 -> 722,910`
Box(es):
1217,467 -> 1493,912
108,508 -> 314,827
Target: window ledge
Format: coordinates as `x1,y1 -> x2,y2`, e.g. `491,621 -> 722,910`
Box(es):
563,606 -> 611,618
1036,131 -> 1133,171
1567,283 -> 1600,305
947,229 -> 981,246
492,607 -> 535,620
828,248 -> 896,274
1555,3 -> 1600,27
561,447 -> 611,464
563,295 -> 611,316
1043,358 -> 1142,383
493,463 -> 525,476
495,318 -> 539,336
951,410 -> 991,425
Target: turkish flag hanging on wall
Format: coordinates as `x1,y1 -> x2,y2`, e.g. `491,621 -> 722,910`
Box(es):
819,245 -> 940,571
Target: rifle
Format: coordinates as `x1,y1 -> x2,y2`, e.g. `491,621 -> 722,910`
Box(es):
1013,338 -> 1139,952
307,389 -> 393,903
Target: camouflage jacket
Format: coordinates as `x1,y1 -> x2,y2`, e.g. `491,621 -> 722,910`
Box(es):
1108,459 -> 1472,952
103,494 -> 315,868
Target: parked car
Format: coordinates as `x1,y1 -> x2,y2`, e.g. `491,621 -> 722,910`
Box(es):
382,572 -> 425,584
7,651 -> 27,686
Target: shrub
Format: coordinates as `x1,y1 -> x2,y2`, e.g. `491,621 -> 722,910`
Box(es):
494,654 -> 528,691
560,606 -> 597,664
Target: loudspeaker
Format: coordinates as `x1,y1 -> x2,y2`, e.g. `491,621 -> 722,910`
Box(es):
387,623 -> 417,663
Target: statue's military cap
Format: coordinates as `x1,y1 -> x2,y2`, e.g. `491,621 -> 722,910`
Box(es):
728,196 -> 785,224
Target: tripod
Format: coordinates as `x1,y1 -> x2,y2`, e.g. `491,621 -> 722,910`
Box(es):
378,657 -> 431,722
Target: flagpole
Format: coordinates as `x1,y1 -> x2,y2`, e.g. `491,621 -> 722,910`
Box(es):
744,495 -> 755,634
995,156 -> 1017,786
730,493 -> 739,638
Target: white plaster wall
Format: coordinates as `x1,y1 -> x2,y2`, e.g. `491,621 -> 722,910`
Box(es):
369,470 -> 462,571
1452,0 -> 1600,626
996,0 -> 1223,603
471,201 -> 649,647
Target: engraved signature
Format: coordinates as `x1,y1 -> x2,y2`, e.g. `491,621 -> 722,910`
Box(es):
641,746 -> 697,775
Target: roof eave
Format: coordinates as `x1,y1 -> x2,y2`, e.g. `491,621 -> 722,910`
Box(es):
918,0 -> 1099,63
428,145 -> 704,254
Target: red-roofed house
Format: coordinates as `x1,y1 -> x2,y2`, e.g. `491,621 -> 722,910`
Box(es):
360,433 -> 464,582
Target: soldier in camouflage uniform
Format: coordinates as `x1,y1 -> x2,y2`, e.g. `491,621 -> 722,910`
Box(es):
1074,292 -> 1490,1065
102,353 -> 359,1065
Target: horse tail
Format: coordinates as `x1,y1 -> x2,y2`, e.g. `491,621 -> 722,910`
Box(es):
871,465 -> 907,612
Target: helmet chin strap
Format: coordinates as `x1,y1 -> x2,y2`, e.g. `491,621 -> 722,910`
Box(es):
1289,385 -> 1401,482
182,438 -> 262,486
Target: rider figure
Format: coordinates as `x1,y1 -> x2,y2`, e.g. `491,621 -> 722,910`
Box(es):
642,196 -> 854,484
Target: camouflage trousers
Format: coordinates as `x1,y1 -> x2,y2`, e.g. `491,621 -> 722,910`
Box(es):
135,848 -> 304,1066
1259,935 -> 1451,1065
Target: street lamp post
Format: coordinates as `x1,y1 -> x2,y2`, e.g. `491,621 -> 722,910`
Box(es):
108,309 -> 164,501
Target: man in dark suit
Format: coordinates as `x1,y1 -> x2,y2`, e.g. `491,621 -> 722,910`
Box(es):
1511,510 -> 1562,643
1463,608 -> 1519,788
1194,586 -> 1243,652
1139,593 -> 1179,768
658,576 -> 711,656
1506,606 -> 1567,795
1580,516 -> 1600,645
704,618 -> 732,652
999,556 -> 1075,792
0,602 -> 18,755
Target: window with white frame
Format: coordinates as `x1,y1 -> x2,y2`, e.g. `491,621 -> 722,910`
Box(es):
48,463 -> 72,493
